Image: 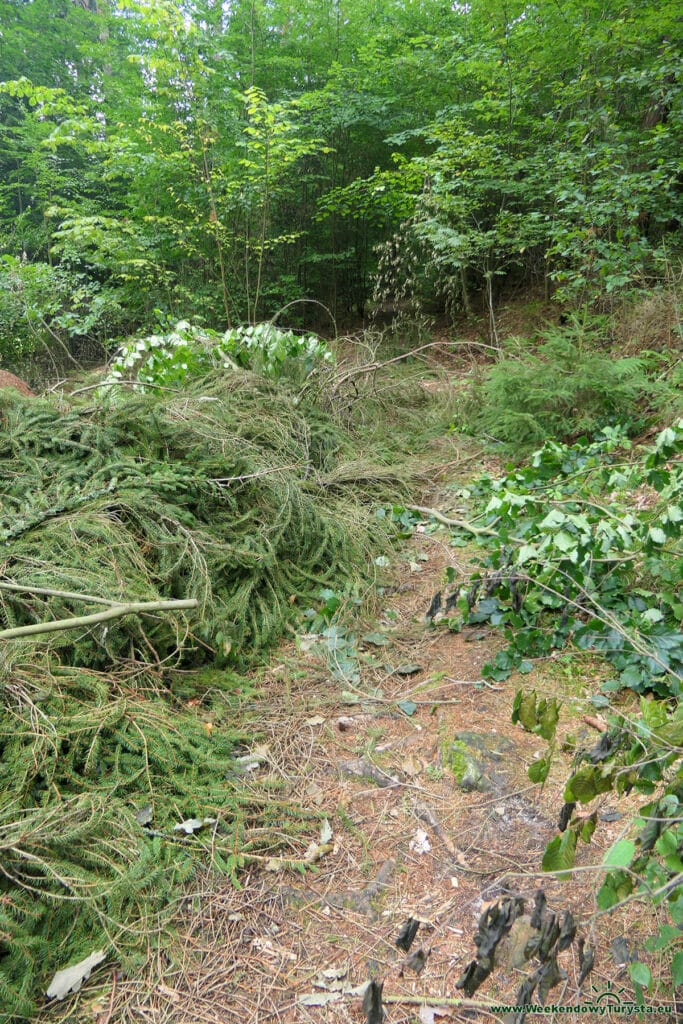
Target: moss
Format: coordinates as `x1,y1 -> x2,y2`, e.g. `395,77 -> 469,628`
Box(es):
447,739 -> 471,782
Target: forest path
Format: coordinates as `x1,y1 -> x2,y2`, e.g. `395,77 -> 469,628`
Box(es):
107,462 -> 644,1024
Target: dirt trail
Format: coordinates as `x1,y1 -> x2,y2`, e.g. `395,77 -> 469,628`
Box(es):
106,506 -> 656,1024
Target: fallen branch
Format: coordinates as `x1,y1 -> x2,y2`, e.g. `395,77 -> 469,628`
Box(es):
330,340 -> 455,391
406,504 -> 499,538
0,599 -> 198,640
0,581 -> 116,606
331,337 -> 503,392
381,992 -> 500,1014
70,379 -> 181,396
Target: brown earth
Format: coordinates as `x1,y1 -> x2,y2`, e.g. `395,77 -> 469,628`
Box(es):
0,369 -> 34,396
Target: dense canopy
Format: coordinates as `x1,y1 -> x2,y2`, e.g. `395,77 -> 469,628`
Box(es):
0,0 -> 680,359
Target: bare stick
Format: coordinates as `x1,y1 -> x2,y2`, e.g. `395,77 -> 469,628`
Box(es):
331,337 -> 501,389
406,504 -> 499,538
0,599 -> 198,640
0,581 -> 118,606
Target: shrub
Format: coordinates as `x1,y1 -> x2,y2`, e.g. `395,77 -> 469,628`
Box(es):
473,323 -> 658,448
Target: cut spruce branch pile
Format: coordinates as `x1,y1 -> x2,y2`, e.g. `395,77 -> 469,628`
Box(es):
0,373 -> 386,1019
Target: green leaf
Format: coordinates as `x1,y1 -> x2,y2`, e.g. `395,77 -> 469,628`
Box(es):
669,891 -> 683,925
517,544 -> 538,564
539,509 -> 567,529
397,700 -> 418,716
537,699 -> 560,741
512,689 -> 537,731
580,814 -> 597,843
628,961 -> 652,991
649,527 -> 666,545
553,530 -> 577,553
362,632 -> 389,646
565,766 -> 614,804
644,924 -> 680,952
528,756 -> 550,784
597,869 -> 633,910
542,830 -> 577,878
597,879 -> 618,910
655,830 -> 678,857
671,951 -> 683,987
602,839 -> 635,868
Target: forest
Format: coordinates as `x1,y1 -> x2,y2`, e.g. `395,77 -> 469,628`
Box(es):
1,1 -> 682,1022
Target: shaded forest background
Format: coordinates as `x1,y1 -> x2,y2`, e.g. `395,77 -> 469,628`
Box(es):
0,0 -> 681,368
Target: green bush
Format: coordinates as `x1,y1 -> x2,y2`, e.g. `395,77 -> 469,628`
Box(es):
0,256 -> 128,368
474,323 -> 658,448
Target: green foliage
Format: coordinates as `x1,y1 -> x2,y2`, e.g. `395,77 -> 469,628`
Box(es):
103,320 -> 334,392
221,322 -> 334,381
367,0 -> 683,311
449,421 -> 683,696
512,689 -> 561,742
473,322 -> 658,448
1,0 -> 680,342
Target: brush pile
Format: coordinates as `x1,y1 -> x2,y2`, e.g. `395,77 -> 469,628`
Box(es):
0,371 -> 373,1017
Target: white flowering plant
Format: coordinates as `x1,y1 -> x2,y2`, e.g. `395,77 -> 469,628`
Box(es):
221,322 -> 334,380
101,320 -> 334,394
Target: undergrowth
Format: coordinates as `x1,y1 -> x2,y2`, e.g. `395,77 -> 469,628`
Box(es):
471,319 -> 669,448
422,422 -> 683,1006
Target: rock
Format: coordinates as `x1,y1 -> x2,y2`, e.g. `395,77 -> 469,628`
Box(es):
447,732 -> 517,794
